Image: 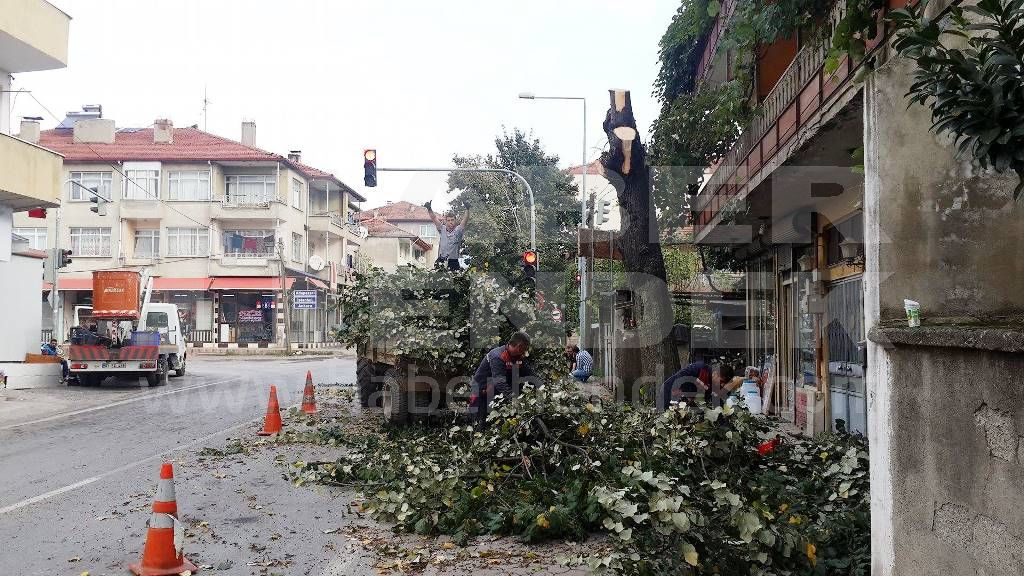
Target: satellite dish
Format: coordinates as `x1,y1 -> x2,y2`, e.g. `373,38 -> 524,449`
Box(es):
308,254 -> 326,271
358,226 -> 369,239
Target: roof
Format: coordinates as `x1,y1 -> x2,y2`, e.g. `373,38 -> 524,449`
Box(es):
358,200 -> 432,222
362,218 -> 432,251
38,126 -> 365,201
567,159 -> 604,176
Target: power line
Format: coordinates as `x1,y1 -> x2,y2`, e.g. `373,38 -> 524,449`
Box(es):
26,92 -> 217,231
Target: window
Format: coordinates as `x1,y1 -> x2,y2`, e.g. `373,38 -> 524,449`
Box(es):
825,215 -> 864,266
168,171 -> 212,201
124,170 -> 159,200
223,229 -> 275,256
346,254 -> 354,268
70,227 -> 112,256
399,239 -> 411,259
13,227 -> 47,250
418,224 -> 438,238
145,311 -> 169,328
291,232 -> 303,261
134,229 -> 160,258
68,172 -> 112,202
166,227 -> 209,256
225,175 -> 276,205
291,178 -> 303,209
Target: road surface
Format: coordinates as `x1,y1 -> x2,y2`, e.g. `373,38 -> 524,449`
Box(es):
0,355 -> 592,575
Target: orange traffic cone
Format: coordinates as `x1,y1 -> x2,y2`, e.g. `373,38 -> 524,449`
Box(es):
301,371 -> 317,414
129,462 -> 198,576
258,385 -> 283,436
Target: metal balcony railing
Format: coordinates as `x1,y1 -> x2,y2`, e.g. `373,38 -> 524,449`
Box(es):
692,0 -> 888,238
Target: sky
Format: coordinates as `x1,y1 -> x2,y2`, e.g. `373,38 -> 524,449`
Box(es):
12,0 -> 679,210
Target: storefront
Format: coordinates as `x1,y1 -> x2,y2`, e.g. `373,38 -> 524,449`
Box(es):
208,277 -> 294,348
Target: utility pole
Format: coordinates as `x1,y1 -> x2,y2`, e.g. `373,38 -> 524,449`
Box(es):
277,238 -> 291,354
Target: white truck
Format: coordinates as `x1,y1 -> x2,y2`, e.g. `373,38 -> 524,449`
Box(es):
67,271 -> 187,387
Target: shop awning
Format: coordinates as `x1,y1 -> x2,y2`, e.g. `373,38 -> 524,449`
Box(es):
307,278 -> 330,290
53,278 -> 93,290
153,277 -> 212,290
42,282 -> 53,291
209,277 -> 295,290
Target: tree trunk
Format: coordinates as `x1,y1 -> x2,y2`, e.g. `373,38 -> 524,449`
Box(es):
599,89 -> 678,404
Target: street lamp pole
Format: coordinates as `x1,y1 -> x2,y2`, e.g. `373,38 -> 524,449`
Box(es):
518,93 -> 587,347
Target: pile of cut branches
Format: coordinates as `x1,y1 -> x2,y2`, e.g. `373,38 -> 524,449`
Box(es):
289,382 -> 869,575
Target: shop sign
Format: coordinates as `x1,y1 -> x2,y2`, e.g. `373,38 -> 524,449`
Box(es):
238,309 -> 264,323
292,289 -> 317,310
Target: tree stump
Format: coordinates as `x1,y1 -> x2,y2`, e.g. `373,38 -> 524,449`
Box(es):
599,89 -> 678,404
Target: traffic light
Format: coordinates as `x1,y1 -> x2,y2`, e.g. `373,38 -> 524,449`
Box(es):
363,149 -> 377,187
88,187 -> 106,216
522,250 -> 538,288
57,248 -> 72,269
594,199 -> 611,226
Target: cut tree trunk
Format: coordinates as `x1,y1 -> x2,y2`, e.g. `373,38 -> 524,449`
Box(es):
599,89 -> 679,404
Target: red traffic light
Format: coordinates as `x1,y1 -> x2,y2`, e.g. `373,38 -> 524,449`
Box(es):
522,250 -> 538,265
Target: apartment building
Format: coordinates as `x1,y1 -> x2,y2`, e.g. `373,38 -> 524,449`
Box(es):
686,0 -> 1024,572
359,217 -> 431,272
357,201 -> 439,263
0,0 -> 69,384
13,112 -> 365,348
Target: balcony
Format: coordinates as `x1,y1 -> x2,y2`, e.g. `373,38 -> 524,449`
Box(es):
0,132 -> 63,210
209,252 -> 280,277
210,196 -> 286,221
0,0 -> 70,74
692,0 -> 888,243
119,198 -> 163,219
307,213 -> 344,236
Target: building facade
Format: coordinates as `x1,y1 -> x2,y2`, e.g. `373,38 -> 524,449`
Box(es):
358,217 -> 431,273
687,0 -> 1024,573
13,112 -> 365,349
0,0 -> 69,385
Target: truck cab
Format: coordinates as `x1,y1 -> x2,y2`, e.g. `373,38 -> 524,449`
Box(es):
138,303 -> 187,377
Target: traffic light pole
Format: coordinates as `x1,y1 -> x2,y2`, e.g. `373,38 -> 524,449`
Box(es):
375,167 -> 536,253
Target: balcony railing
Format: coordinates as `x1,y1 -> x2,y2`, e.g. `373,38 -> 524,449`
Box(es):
695,0 -> 738,84
693,0 -> 888,238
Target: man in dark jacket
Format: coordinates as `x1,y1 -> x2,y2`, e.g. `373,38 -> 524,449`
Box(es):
660,361 -> 736,410
470,332 -> 534,425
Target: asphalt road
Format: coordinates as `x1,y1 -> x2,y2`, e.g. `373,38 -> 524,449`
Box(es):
0,354 -> 359,574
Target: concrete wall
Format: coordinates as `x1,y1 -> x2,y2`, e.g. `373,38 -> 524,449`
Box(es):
0,253 -> 43,361
864,36 -> 1024,576
866,56 -> 1024,322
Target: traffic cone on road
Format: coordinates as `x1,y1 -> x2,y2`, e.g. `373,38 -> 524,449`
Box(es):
129,462 -> 198,576
300,371 -> 317,414
258,385 -> 283,436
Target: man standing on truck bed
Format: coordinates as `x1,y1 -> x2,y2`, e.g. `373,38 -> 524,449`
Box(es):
469,332 -> 533,426
425,200 -> 468,270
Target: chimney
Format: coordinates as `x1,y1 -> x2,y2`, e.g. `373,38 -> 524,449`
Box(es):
241,120 -> 256,147
18,118 -> 41,144
153,118 -> 173,144
287,150 -> 301,162
73,117 -> 116,144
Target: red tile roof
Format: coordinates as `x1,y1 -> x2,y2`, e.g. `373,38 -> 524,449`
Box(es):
358,200 -> 432,222
566,159 -> 604,176
362,217 -> 432,251
38,126 -> 366,201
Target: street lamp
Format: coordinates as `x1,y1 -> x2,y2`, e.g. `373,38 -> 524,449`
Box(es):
518,92 -> 588,347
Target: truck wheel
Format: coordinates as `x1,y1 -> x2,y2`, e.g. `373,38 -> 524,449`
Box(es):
380,367 -> 409,426
147,358 -> 169,387
173,356 -> 186,377
357,358 -> 379,408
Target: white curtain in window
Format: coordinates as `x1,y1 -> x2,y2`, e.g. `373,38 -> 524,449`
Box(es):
169,171 -> 211,201
70,227 -> 111,256
226,175 -> 275,204
69,172 -> 113,201
167,227 -> 209,256
124,170 -> 159,200
134,230 -> 160,257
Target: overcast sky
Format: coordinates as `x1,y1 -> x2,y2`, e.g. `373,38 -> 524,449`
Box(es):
13,0 -> 678,209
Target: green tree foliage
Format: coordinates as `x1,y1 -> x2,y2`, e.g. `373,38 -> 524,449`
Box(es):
890,0 -> 1024,199
290,383 -> 870,575
446,130 -> 580,281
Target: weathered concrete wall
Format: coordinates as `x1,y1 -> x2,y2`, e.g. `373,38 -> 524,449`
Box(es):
883,342 -> 1024,575
864,31 -> 1024,576
866,55 -> 1024,322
